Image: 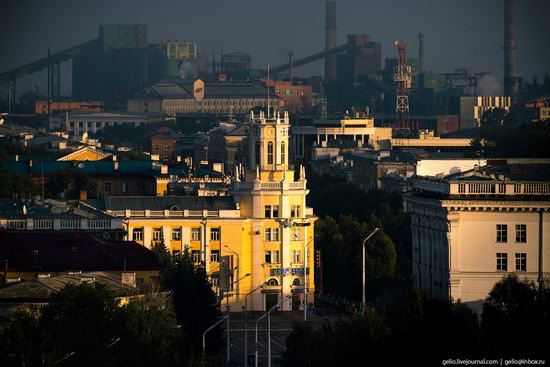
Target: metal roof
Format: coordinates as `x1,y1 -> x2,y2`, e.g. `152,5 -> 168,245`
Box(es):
100,195 -> 236,211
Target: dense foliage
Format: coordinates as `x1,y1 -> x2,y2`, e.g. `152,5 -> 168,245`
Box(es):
306,173 -> 411,300
0,283 -> 181,367
469,109 -> 550,158
283,275 -> 550,366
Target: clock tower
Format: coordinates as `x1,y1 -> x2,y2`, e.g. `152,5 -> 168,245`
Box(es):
232,110 -> 316,311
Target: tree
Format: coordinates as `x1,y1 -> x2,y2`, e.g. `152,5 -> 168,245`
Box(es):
0,306 -> 43,367
163,249 -> 221,359
282,311 -> 385,367
115,290 -> 182,367
481,274 -> 549,356
0,282 -> 183,367
151,231 -> 175,286
315,215 -> 397,300
45,170 -> 70,199
469,112 -> 550,158
39,283 -> 122,366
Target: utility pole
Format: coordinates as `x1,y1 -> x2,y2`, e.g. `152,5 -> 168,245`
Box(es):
362,228 -> 380,311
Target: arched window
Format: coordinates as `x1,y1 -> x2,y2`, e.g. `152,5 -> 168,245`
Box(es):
267,142 -> 274,164
292,278 -> 301,286
281,142 -> 285,164
267,278 -> 279,286
255,141 -> 260,165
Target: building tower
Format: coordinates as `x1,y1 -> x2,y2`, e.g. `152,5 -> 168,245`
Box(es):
325,1 -> 337,81
418,33 -> 425,74
393,41 -> 412,136
232,110 -> 317,311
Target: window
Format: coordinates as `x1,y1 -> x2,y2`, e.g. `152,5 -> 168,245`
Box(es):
292,278 -> 301,286
496,253 -> 508,271
458,183 -> 466,193
272,250 -> 279,263
122,182 -> 128,193
281,142 -> 285,164
153,228 -> 162,241
264,205 -> 279,218
132,228 -> 143,242
255,141 -> 260,165
515,224 -> 526,243
210,250 -> 220,262
171,227 -> 181,241
267,141 -> 274,164
265,228 -> 279,241
191,227 -> 201,241
104,182 -> 111,193
292,228 -> 302,241
515,253 -> 526,271
265,250 -> 280,264
210,227 -> 220,241
267,278 -> 279,286
496,224 -> 507,243
292,250 -> 301,263
192,250 -> 201,264
291,205 -> 301,218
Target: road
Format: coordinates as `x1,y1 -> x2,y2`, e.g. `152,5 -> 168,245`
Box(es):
223,307 -> 351,367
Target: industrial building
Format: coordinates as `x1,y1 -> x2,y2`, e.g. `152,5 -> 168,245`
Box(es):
128,80 -> 280,117
459,96 -> 511,129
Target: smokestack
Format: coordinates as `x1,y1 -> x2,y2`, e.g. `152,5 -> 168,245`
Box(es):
418,33 -> 425,74
288,51 -> 294,83
325,1 -> 337,81
504,0 -> 519,102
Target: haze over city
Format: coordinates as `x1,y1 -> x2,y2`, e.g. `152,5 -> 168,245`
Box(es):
0,0 -> 548,366
2,0 -> 549,97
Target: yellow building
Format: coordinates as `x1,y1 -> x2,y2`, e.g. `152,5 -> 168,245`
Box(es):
99,110 -> 317,312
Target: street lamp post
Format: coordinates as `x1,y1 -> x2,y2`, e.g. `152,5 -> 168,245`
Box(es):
244,282 -> 267,367
224,272 -> 250,364
362,228 -> 380,312
255,295 -> 291,367
202,315 -> 228,356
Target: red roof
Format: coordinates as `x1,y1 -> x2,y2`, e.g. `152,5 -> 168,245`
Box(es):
0,231 -> 161,272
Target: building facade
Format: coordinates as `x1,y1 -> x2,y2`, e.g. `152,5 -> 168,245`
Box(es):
291,113 -> 393,162
405,160 -> 550,313
460,96 -> 511,129
89,111 -> 317,312
128,81 -> 280,117
48,111 -> 165,139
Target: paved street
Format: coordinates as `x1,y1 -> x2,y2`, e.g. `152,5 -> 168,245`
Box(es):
222,305 -> 351,366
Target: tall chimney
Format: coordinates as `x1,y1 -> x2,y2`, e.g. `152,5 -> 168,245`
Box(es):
325,1 -> 337,81
418,33 -> 425,74
504,0 -> 519,102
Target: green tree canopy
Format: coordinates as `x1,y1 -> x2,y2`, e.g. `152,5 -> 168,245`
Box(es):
481,274 -> 550,356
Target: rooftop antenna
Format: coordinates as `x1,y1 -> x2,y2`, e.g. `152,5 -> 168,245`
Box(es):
267,63 -> 271,118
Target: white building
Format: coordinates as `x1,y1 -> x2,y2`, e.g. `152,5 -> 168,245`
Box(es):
48,111 -> 166,139
405,159 -> 550,313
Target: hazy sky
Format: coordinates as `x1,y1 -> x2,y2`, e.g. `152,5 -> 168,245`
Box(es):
2,0 -> 549,96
